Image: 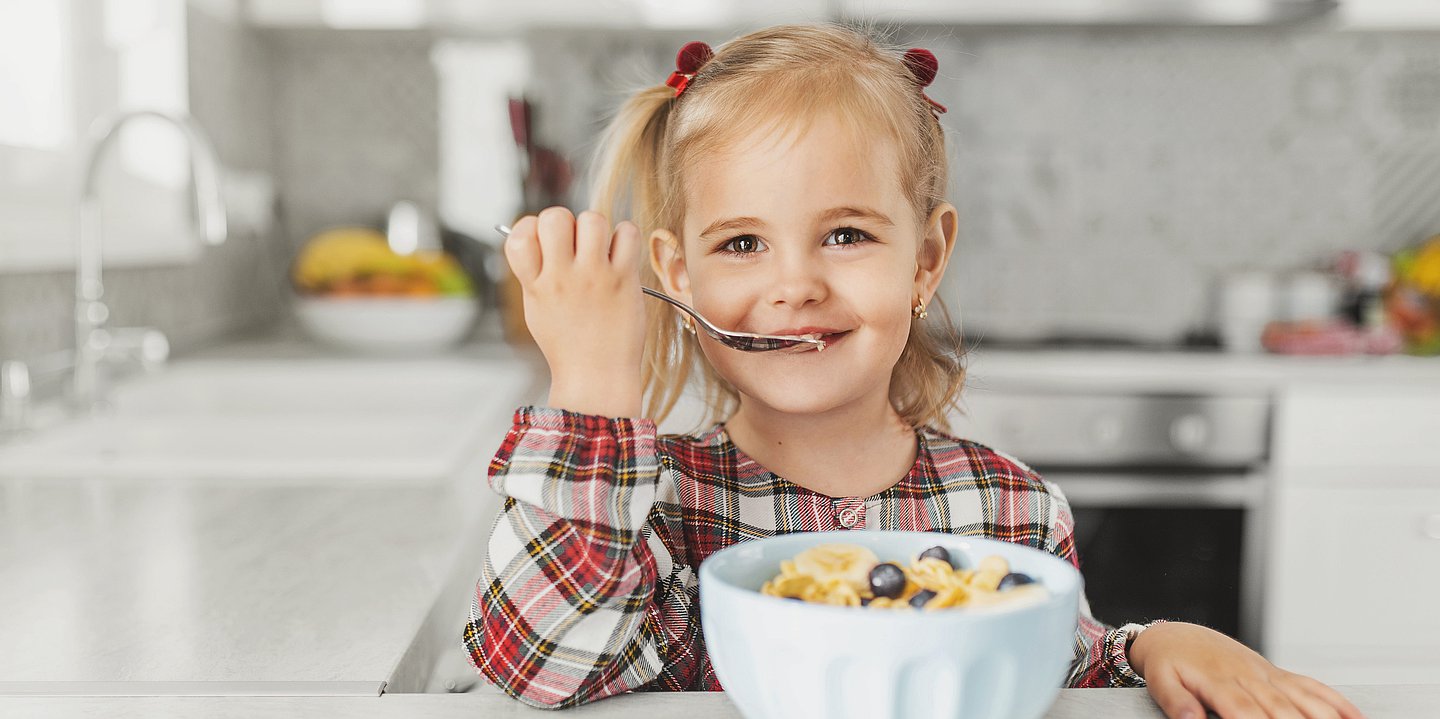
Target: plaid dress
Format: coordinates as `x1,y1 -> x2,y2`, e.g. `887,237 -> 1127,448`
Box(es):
465,406 -> 1149,709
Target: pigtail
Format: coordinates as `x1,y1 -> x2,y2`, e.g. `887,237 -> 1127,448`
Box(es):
587,85 -> 703,426
891,297 -> 967,433
589,85 -> 674,234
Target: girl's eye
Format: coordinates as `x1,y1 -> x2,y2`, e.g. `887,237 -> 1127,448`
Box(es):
824,227 -> 876,246
720,235 -> 766,255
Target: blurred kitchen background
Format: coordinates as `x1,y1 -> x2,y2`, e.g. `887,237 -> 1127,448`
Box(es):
5,0 -> 1440,358
2,0 -> 1438,704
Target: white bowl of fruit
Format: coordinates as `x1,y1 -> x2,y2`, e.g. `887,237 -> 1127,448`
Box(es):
290,227 -> 478,355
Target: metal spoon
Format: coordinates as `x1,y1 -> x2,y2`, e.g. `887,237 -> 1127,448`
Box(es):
494,225 -> 825,352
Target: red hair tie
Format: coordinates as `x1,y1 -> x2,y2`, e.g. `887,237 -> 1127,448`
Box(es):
903,48 -> 947,115
665,41 -> 714,98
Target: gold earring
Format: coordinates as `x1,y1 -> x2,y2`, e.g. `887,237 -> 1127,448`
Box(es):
912,301 -> 928,320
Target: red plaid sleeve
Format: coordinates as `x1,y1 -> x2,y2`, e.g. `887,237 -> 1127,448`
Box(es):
1040,479 -> 1148,688
464,406 -> 685,708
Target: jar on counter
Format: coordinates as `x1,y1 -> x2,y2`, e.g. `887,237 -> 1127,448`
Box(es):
1216,270 -> 1278,353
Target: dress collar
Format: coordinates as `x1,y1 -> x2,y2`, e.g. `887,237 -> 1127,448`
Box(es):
698,424 -> 937,501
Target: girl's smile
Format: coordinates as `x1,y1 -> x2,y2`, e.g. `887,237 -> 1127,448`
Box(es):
770,329 -> 851,354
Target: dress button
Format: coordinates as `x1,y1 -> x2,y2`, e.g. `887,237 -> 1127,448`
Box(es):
838,508 -> 859,529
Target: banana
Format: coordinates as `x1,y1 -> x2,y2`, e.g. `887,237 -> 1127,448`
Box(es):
791,544 -> 880,594
1411,236 -> 1440,295
977,555 -> 1010,575
290,228 -> 474,297
291,227 -> 396,289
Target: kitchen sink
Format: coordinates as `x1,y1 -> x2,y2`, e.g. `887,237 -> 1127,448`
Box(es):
0,358 -> 537,482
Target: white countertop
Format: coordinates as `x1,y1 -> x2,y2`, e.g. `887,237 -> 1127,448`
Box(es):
0,477 -> 495,694
962,347 -> 1440,394
0,334 -> 543,695
4,684 -> 1438,718
0,329 -> 546,483
205,326 -> 1440,395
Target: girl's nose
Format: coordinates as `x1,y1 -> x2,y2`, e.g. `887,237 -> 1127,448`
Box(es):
766,251 -> 828,309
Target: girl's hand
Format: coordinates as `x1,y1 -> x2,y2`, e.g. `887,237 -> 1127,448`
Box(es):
1130,622 -> 1366,719
504,207 -> 646,418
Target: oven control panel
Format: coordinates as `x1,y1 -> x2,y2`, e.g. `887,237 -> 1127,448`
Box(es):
949,390 -> 1271,467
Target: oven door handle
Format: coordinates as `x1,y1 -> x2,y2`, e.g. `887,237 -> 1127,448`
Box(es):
1044,471 -> 1264,509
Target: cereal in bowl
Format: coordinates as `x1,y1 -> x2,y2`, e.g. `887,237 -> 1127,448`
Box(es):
759,543 -> 1047,610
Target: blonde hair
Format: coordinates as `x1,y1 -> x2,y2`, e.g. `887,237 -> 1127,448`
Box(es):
589,23 -> 966,432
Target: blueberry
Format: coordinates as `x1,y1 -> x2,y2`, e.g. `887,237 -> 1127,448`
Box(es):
997,572 -> 1036,591
868,562 -> 907,599
918,545 -> 953,568
909,589 -> 937,608
860,597 -> 872,606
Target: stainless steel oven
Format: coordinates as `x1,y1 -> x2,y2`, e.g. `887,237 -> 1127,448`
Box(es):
950,389 -> 1271,647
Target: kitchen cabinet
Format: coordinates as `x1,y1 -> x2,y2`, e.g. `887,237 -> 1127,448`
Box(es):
243,0 -> 1440,30
243,0 -> 829,31
1266,486 -> 1440,683
960,350 -> 1440,682
835,0 -> 1341,25
1263,384 -> 1440,685
840,0 -> 1440,27
1335,0 -> 1440,28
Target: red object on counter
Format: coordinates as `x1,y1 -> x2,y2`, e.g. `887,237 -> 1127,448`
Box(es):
1261,320 -> 1404,355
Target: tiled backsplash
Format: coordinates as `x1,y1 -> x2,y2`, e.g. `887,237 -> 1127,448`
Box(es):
265,29 -> 439,258
934,28 -> 1440,341
0,7 -> 288,362
6,22 -> 1439,363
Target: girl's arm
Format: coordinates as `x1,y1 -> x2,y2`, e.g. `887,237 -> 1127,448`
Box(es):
464,406 -> 699,708
1036,479 -> 1150,688
1043,478 -> 1366,717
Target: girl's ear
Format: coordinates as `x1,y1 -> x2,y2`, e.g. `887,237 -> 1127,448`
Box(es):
649,228 -> 692,302
915,202 -> 959,303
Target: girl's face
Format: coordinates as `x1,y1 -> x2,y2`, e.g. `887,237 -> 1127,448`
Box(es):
651,112 -> 955,419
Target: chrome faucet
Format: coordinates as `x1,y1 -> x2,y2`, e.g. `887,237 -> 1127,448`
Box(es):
72,110 -> 228,411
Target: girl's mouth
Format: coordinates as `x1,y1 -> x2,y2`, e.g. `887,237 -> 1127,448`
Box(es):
776,329 -> 850,353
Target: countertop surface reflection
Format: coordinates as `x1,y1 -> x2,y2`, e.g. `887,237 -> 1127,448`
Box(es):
0,478 -> 494,692
0,333 -> 542,694
4,684 -> 1439,718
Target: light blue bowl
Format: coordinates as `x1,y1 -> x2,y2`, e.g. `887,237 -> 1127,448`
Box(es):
699,531 -> 1081,719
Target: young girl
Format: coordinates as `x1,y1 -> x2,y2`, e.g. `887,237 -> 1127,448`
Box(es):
466,24 -> 1364,719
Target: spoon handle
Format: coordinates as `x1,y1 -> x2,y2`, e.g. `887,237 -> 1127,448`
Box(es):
640,287 -> 710,329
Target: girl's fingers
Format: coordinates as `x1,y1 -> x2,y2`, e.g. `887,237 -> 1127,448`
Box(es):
1237,675 -> 1305,719
536,206 -> 576,272
610,221 -> 642,269
1193,677 -> 1265,719
1287,675 -> 1367,719
1144,667 -> 1209,719
574,210 -> 612,267
504,215 -> 542,283
1274,679 -> 1341,719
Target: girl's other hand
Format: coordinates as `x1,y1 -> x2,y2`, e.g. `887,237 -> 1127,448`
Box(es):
1130,622 -> 1366,719
504,207 -> 646,418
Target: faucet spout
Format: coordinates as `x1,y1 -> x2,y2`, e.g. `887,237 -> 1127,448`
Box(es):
74,110 -> 228,411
